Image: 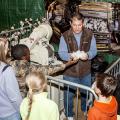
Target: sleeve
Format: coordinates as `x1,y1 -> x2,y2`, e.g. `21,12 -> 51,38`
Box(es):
87,35 -> 97,60
47,64 -> 65,75
58,36 -> 71,61
30,64 -> 65,75
4,66 -> 22,111
49,103 -> 59,120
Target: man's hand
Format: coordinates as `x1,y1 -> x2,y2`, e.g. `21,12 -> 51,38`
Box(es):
65,59 -> 79,68
79,51 -> 89,61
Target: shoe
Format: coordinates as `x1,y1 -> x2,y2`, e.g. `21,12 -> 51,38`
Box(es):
68,117 -> 73,120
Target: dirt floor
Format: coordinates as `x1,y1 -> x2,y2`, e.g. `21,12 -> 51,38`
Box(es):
73,96 -> 86,120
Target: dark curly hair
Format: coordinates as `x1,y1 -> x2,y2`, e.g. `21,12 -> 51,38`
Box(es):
11,44 -> 29,60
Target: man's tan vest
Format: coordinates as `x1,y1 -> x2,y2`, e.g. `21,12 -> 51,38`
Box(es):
63,28 -> 93,77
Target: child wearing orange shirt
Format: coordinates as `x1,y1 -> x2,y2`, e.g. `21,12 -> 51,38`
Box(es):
88,73 -> 118,120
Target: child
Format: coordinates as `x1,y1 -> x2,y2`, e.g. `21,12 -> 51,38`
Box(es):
10,44 -> 78,97
114,74 -> 120,119
20,71 -> 59,120
0,38 -> 22,120
88,73 -> 118,120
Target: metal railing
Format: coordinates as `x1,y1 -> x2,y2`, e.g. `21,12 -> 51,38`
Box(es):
105,57 -> 120,77
47,75 -> 98,120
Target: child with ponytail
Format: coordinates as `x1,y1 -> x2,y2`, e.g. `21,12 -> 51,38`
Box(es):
20,71 -> 59,120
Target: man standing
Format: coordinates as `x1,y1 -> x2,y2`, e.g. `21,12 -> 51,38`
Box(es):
58,12 -> 97,120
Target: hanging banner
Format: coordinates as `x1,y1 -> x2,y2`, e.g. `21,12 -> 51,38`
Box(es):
0,0 -> 45,31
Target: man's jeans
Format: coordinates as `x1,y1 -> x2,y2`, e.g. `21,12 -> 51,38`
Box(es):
0,112 -> 21,120
63,74 -> 91,117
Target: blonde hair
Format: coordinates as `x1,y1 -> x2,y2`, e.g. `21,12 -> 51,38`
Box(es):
0,38 -> 8,63
25,71 -> 47,120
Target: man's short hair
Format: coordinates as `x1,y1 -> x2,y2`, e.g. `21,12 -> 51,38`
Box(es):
70,12 -> 84,23
11,44 -> 29,60
96,73 -> 117,97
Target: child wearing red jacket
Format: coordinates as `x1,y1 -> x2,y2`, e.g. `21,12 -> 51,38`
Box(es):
88,73 -> 118,120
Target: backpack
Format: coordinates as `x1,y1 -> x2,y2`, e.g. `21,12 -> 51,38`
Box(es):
2,64 -> 10,73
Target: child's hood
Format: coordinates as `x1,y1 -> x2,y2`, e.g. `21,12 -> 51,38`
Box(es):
94,96 -> 118,117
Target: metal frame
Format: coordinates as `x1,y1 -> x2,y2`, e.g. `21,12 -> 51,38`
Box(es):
105,57 -> 120,77
47,75 -> 98,119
